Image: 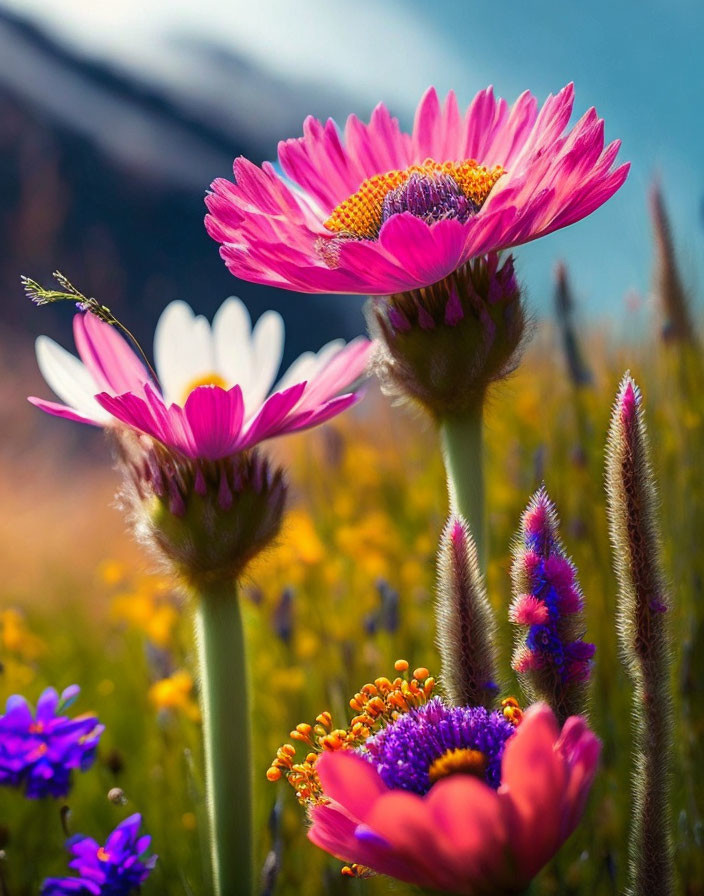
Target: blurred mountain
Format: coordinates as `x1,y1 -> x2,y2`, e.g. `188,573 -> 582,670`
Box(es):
0,6 -> 364,359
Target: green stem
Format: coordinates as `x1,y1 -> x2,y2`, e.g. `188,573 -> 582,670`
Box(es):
439,406 -> 486,570
194,583 -> 253,896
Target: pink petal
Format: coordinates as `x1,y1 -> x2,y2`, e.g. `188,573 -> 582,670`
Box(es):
27,396 -> 103,427
556,716 -> 601,834
96,384 -> 195,457
499,703 -> 568,877
308,805 -> 413,881
278,116 -> 363,212
241,382 -> 307,447
279,393 -> 360,436
426,775 -> 517,892
483,90 -> 538,167
376,213 -> 468,286
183,385 -> 245,460
296,338 -> 371,411
411,86 -> 442,161
316,752 -> 390,823
344,103 -> 412,176
462,86 -> 507,161
363,790 -> 453,890
74,314 -> 150,395
95,391 -> 165,443
307,803 -> 364,860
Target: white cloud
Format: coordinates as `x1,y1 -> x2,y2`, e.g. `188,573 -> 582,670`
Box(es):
2,0 -> 474,115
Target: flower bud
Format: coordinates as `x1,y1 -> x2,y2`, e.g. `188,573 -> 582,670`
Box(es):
605,373 -> 674,896
116,431 -> 286,588
367,252 -> 525,417
435,516 -> 499,709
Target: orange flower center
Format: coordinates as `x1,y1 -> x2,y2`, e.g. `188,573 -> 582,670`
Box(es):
324,158 -> 504,240
428,747 -> 488,783
96,847 -> 111,862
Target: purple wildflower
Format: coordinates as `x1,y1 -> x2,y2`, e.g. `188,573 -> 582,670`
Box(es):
0,686 -> 103,799
510,487 -> 595,723
41,814 -> 157,896
362,696 -> 515,794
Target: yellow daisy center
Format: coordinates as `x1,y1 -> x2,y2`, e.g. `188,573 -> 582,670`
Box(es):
428,747 -> 488,783
324,158 -> 504,240
181,372 -> 229,404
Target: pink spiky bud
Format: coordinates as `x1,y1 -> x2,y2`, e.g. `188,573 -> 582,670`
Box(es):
557,586 -> 583,615
511,646 -> 541,674
509,594 -> 549,626
605,372 -> 674,896
435,515 -> 499,708
520,549 -> 542,582
510,486 -> 594,725
544,554 -> 576,590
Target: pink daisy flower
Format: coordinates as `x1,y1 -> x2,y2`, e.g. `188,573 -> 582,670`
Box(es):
309,703 -> 599,894
29,298 -> 370,461
205,83 -> 629,296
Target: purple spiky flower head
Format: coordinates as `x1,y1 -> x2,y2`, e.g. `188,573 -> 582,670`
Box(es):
362,697 -> 515,794
40,813 -> 157,895
0,686 -> 103,799
510,487 -> 594,723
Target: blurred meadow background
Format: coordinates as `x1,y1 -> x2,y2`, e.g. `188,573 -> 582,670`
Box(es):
0,0 -> 703,894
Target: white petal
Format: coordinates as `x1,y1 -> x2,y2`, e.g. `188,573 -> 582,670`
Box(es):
275,339 -> 345,393
35,336 -> 110,422
275,351 -> 316,393
154,300 -> 215,405
213,297 -> 253,394
244,310 -> 284,413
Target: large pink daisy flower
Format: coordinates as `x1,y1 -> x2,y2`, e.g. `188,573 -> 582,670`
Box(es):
205,84 -> 628,296
30,298 -> 370,461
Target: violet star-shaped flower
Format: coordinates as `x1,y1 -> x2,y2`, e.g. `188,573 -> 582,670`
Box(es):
41,814 -> 157,896
0,686 -> 103,799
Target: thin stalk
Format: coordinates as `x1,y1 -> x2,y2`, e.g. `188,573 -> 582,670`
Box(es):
194,583 -> 253,896
439,406 -> 486,570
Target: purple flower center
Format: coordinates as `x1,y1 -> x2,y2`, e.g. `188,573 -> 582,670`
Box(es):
360,697 -> 515,795
380,172 -> 479,228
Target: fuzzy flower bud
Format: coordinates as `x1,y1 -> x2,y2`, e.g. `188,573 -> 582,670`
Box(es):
605,373 -> 674,896
367,252 -> 525,418
650,182 -> 696,345
435,515 -> 499,708
554,262 -> 592,387
116,431 -> 286,588
510,487 -> 594,725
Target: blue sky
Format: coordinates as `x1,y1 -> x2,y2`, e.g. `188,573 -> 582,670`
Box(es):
4,0 -> 702,325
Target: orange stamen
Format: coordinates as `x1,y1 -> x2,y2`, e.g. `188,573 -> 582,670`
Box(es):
324,158 -> 504,239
